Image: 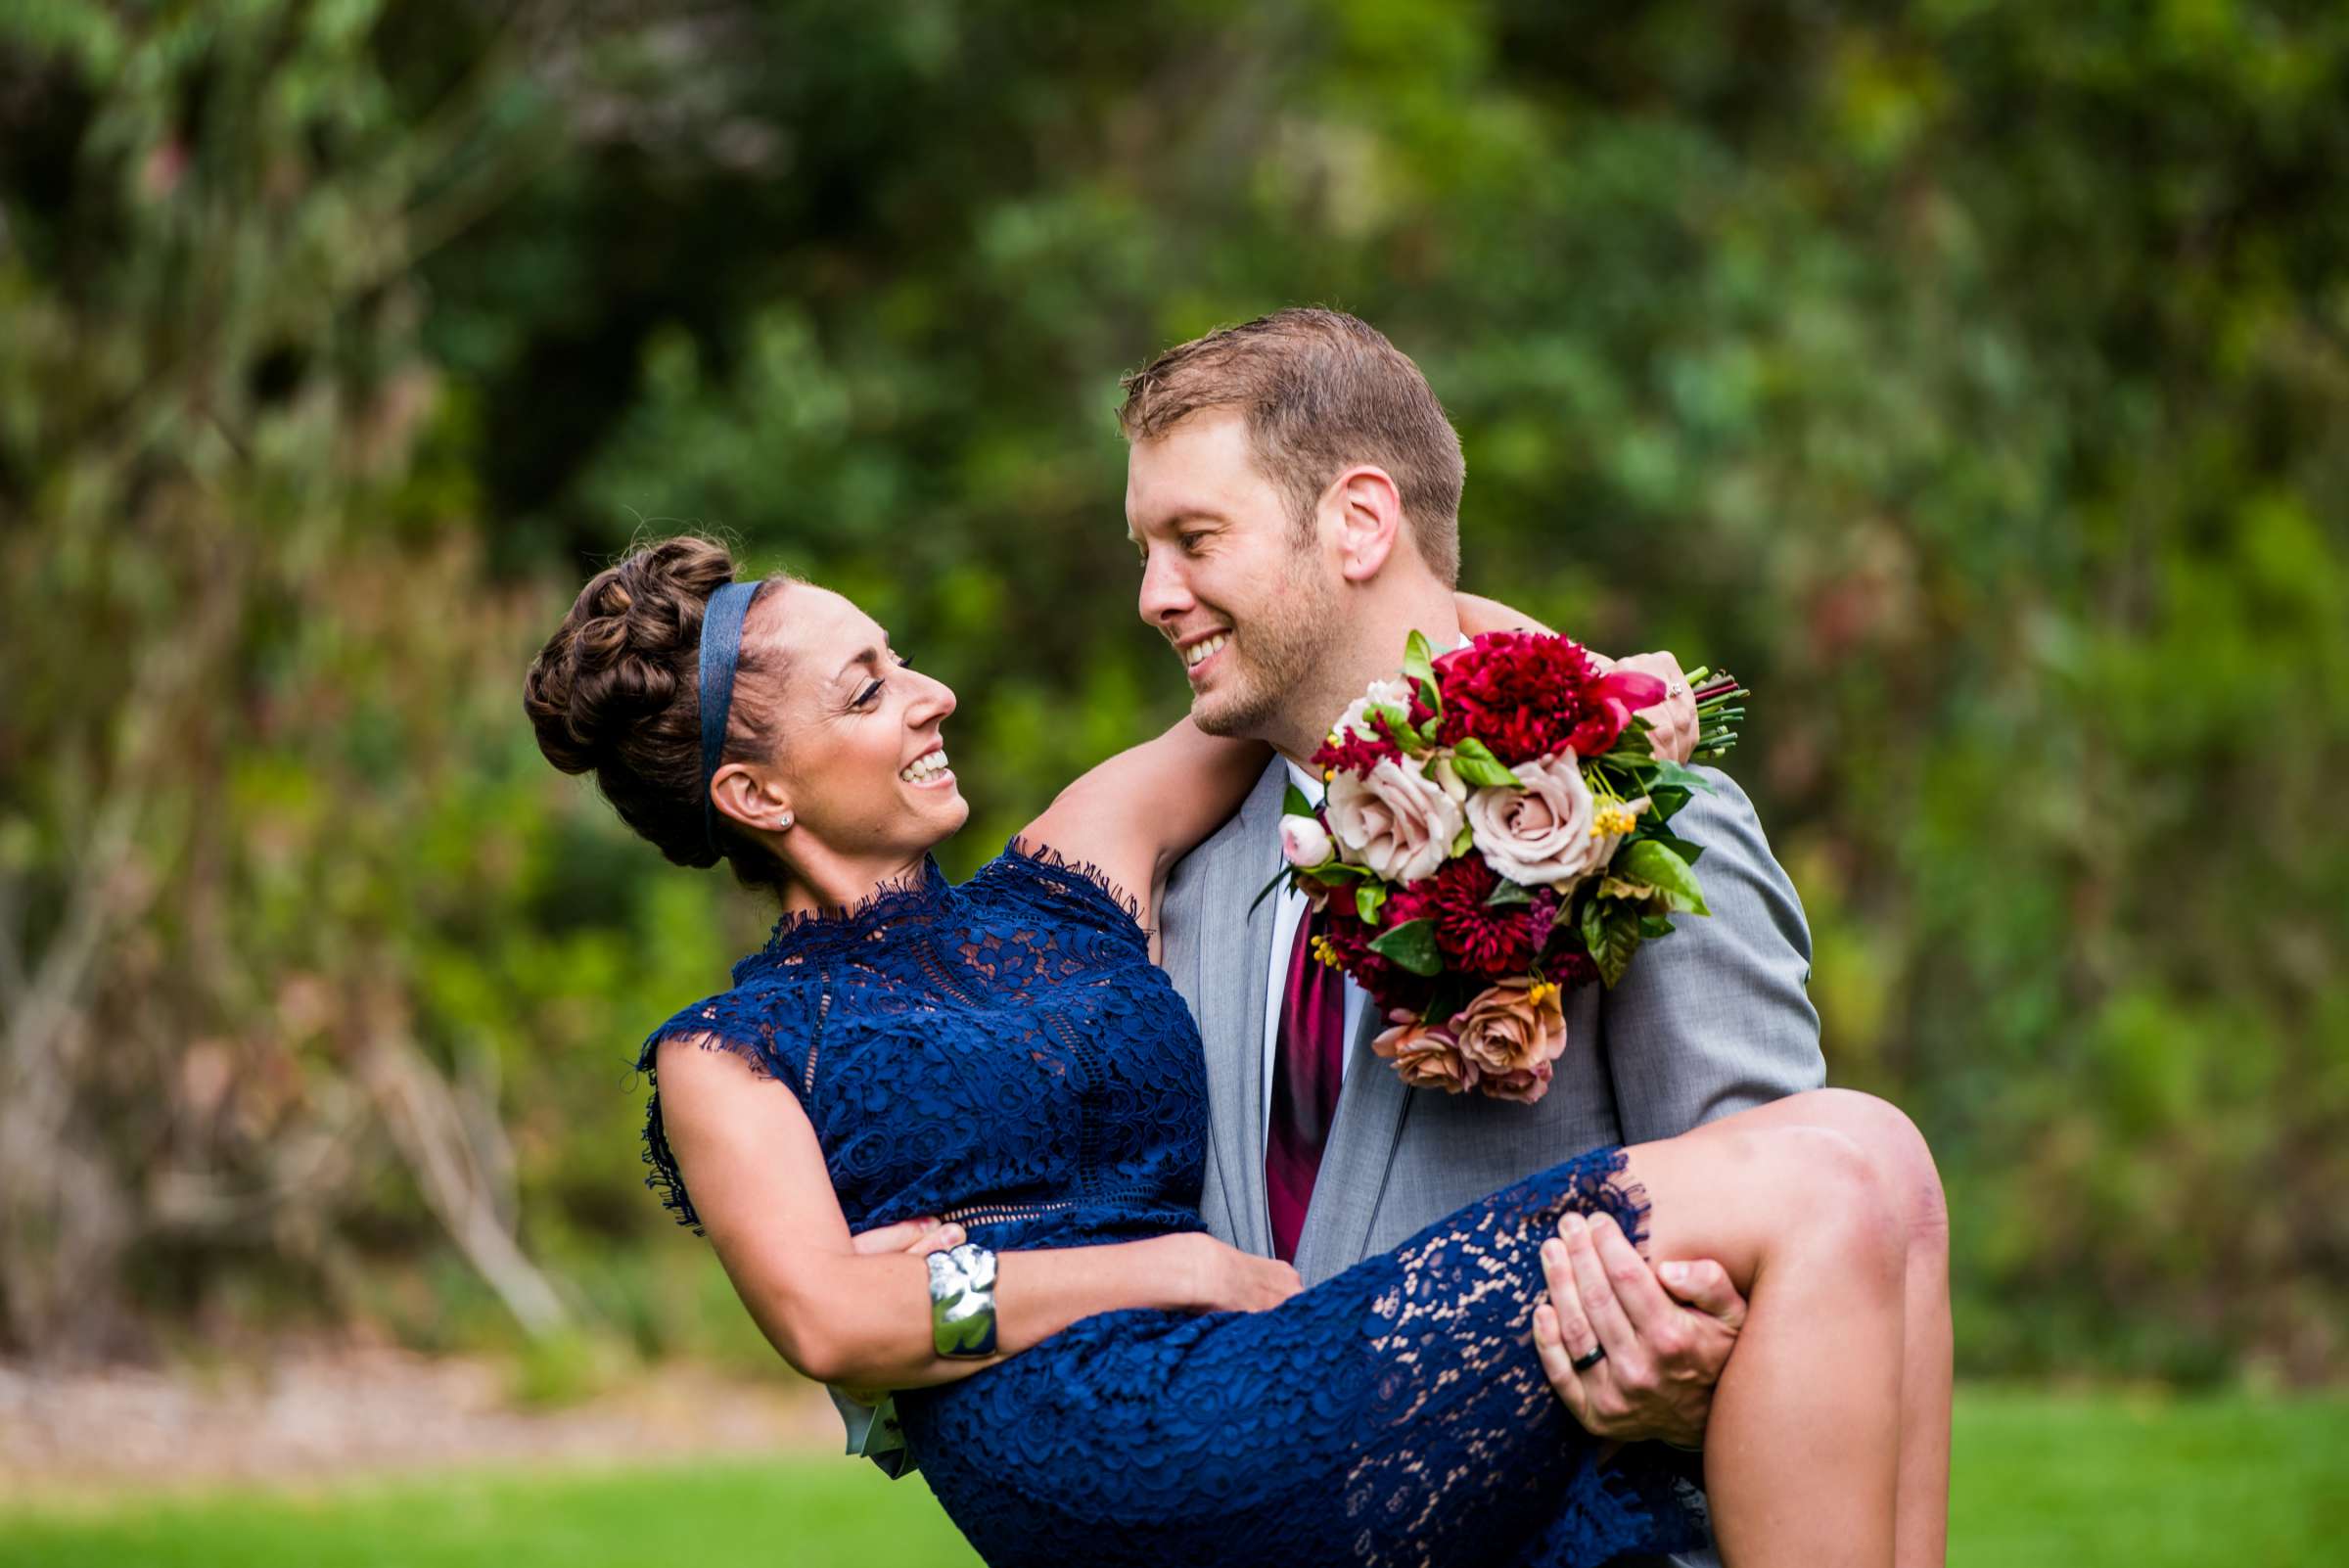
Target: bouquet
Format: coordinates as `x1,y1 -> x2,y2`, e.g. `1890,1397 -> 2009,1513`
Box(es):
1272,629 -> 1748,1105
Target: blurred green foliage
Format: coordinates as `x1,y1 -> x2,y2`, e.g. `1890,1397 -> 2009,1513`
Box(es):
1,1 -> 2343,1381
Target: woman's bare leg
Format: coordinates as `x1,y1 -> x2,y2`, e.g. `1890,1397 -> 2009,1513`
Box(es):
1656,1090 -> 1951,1564
1591,1091 -> 1949,1567
1807,1092 -> 1952,1566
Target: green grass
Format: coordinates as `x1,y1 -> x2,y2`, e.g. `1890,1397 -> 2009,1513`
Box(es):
0,1460 -> 984,1568
1946,1388 -> 2345,1568
3,1390 -> 2340,1567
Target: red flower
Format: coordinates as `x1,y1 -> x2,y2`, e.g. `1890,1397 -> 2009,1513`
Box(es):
1319,889 -> 1436,1017
1434,631 -> 1669,762
1423,856 -> 1556,981
1434,632 -> 1597,763
1311,729 -> 1405,777
1565,668 -> 1670,757
1538,931 -> 1600,990
1310,688 -> 1425,777
1377,873 -> 1438,929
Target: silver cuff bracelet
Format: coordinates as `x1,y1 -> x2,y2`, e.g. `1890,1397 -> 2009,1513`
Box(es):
926,1241 -> 999,1359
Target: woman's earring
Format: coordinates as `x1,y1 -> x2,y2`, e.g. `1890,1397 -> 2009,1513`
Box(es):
774,812 -> 793,830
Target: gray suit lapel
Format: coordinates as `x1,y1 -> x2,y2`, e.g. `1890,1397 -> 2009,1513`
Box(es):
1192,760 -> 1288,1260
1290,1000 -> 1413,1282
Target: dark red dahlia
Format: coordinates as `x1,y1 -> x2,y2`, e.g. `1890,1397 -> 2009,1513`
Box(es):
1423,856 -> 1553,981
1434,631 -> 1602,763
1434,631 -> 1669,762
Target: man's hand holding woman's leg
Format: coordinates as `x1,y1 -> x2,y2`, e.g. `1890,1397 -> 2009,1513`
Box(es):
1532,1216 -> 1746,1451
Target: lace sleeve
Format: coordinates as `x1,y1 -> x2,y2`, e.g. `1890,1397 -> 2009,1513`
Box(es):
634,972 -> 825,1230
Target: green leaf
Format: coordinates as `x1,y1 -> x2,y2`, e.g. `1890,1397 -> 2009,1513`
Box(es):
1646,832 -> 1705,867
1484,877 -> 1534,907
1368,918 -> 1443,976
1580,899 -> 1642,989
1451,820 -> 1476,856
1650,759 -> 1716,795
1447,737 -> 1521,788
1403,628 -> 1436,689
1356,883 -> 1387,924
1637,913 -> 1678,941
1252,856 -> 1371,913
1249,867 -> 1288,913
1282,783 -> 1315,819
1648,786 -> 1691,821
1618,840 -> 1710,916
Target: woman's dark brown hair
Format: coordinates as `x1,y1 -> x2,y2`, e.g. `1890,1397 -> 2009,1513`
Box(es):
524,535 -> 792,892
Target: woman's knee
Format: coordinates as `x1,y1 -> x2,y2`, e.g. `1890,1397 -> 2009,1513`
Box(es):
1794,1089 -> 1950,1261
1759,1124 -> 1908,1286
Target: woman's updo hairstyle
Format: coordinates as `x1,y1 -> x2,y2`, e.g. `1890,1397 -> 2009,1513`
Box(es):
524,535 -> 794,892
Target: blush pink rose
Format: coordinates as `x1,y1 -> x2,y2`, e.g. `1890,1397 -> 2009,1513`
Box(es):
1591,650 -> 1699,764
1452,979 -> 1567,1105
1325,759 -> 1465,885
1370,1017 -> 1477,1093
1279,813 -> 1335,869
1463,754 -> 1608,889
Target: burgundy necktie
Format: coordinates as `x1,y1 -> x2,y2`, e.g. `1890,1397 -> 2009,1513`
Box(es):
1267,898 -> 1350,1263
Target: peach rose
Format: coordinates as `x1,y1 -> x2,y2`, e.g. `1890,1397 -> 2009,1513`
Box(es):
1592,650 -> 1699,764
1325,759 -> 1465,885
1481,1061 -> 1555,1106
1464,754 -> 1608,889
1370,1017 -> 1477,1094
1452,979 -> 1567,1104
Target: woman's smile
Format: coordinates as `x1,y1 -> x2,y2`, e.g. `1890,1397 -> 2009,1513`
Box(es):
900,744 -> 956,789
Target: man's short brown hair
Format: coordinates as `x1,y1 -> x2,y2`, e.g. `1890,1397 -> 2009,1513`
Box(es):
1117,308 -> 1464,584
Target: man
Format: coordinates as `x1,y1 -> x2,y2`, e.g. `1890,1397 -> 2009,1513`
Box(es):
1123,308 -> 1822,1563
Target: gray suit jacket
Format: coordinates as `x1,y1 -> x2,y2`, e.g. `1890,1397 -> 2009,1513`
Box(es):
1157,757 -> 1823,1565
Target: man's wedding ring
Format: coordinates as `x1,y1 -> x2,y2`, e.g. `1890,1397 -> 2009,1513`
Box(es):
1570,1346 -> 1607,1373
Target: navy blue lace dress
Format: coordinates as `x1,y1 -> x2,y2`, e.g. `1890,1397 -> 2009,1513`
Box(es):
637,842 -> 1706,1568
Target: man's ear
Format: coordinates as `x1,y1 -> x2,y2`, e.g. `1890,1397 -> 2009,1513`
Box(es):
1327,465 -> 1405,582
711,762 -> 792,835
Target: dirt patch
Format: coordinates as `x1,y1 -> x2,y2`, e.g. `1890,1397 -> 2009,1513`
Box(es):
0,1351 -> 849,1499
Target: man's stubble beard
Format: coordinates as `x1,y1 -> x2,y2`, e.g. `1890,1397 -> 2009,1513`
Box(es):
1189,552 -> 1346,748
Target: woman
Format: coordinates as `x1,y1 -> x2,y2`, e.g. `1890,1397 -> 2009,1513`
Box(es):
524,536 -> 1949,1568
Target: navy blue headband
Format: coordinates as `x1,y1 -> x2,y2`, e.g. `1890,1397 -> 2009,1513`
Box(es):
697,578 -> 765,854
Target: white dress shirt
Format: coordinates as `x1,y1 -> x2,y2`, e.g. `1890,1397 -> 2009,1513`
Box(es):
1261,760 -> 1372,1136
